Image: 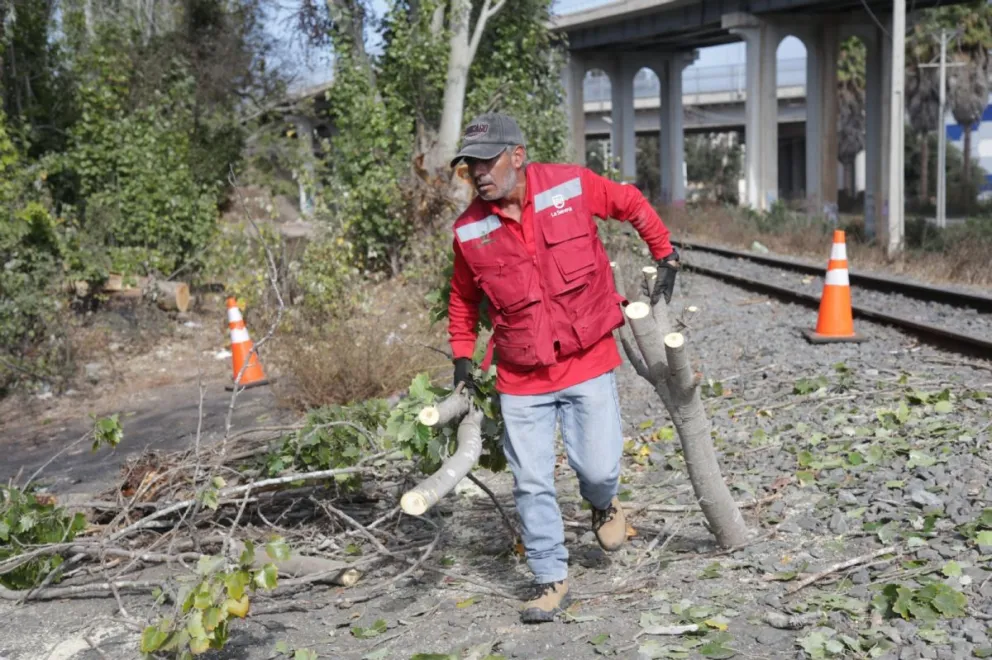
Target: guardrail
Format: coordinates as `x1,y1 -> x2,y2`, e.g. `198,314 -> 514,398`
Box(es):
583,58 -> 807,101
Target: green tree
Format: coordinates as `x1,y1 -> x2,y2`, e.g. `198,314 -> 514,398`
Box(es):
316,0 -> 568,276
837,37 -> 866,195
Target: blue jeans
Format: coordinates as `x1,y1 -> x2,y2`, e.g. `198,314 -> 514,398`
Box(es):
499,370 -> 624,584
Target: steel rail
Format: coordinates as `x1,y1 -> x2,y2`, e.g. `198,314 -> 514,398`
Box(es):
681,262 -> 992,357
672,239 -> 992,314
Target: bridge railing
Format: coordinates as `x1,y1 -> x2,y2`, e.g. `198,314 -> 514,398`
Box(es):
583,57 -> 807,102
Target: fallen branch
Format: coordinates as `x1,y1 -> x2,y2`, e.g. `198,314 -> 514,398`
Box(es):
631,491 -> 782,514
763,610 -> 824,629
622,296 -> 749,548
785,546 -> 899,595
0,580 -> 162,602
467,473 -> 519,542
230,539 -> 361,588
635,624 -> 699,638
401,406 -> 484,516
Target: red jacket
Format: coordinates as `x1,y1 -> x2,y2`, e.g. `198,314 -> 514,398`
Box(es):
448,164 -> 674,396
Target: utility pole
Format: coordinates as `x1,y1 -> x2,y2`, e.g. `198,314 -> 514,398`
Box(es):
937,29 -> 948,229
920,30 -> 963,229
888,0 -> 906,259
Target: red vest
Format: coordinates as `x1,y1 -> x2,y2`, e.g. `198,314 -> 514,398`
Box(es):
453,163 -> 625,370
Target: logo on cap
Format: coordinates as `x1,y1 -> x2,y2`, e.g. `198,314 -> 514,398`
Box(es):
464,123 -> 489,140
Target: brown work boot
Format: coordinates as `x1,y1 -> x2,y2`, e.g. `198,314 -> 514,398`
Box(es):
520,579 -> 570,623
591,496 -> 626,551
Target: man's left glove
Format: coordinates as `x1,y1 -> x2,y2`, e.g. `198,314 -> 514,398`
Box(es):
651,247 -> 680,306
453,357 -> 476,394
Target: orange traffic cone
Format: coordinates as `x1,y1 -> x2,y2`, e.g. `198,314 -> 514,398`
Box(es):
225,298 -> 270,390
803,230 -> 865,344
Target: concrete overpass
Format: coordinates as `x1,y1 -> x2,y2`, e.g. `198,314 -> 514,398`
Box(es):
550,0 -> 962,236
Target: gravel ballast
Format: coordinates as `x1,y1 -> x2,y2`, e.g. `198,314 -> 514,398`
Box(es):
1,257 -> 991,660
681,249 -> 992,344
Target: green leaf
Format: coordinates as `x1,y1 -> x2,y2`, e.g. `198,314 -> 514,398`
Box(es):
698,632 -> 736,658
275,640 -> 292,654
639,420 -> 655,430
265,537 -> 291,562
976,531 -> 992,547
926,584 -> 967,618
934,400 -> 954,414
942,561 -> 963,577
973,648 -> 992,658
456,596 -> 479,608
255,563 -> 278,590
225,571 -> 249,601
589,633 -> 610,645
352,619 -> 388,639
294,650 -> 319,660
140,626 -> 169,653
187,610 -> 207,641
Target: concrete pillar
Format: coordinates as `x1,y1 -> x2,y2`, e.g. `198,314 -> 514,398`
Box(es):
862,19 -> 891,241
658,53 -> 694,205
804,21 -> 840,221
611,58 -> 637,182
724,13 -> 778,211
562,52 -> 586,165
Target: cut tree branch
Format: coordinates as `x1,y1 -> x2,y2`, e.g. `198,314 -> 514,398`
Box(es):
401,406 -> 485,515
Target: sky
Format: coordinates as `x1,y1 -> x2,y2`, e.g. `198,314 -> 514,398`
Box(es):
263,0 -> 809,91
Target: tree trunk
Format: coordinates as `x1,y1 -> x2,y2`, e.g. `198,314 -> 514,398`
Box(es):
430,0 -> 472,174
425,0 -> 507,176
612,263 -> 749,548
920,134 -> 929,206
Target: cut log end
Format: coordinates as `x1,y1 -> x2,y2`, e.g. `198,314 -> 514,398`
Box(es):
400,491 -> 429,517
417,407 -> 441,427
337,568 -> 362,588
664,333 -> 685,349
642,266 -> 658,275
625,301 -> 652,320
687,305 -> 699,313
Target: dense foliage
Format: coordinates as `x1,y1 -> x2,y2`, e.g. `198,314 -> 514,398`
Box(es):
319,0 -> 569,275
0,0 -> 284,392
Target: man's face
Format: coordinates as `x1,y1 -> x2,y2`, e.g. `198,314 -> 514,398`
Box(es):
466,146 -> 525,201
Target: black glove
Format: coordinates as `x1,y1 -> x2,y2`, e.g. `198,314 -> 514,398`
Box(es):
453,358 -> 475,393
651,247 -> 680,306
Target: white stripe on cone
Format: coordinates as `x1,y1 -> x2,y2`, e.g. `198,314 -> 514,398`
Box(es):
230,327 -> 251,343
825,269 -> 850,286
227,307 -> 244,323
830,243 -> 848,261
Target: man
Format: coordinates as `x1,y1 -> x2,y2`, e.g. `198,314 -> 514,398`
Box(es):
447,112 -> 679,623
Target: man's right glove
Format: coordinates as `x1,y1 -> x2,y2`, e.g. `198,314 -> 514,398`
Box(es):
453,357 -> 475,393
651,247 -> 680,306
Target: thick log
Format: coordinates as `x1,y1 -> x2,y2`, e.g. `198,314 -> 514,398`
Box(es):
230,539 -> 361,587
401,406 -> 484,516
663,332 -> 748,547
150,281 -> 191,313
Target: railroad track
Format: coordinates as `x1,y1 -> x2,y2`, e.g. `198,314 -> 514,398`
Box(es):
672,239 -> 992,356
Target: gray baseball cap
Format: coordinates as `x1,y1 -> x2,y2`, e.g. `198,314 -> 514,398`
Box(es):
450,113 -> 526,168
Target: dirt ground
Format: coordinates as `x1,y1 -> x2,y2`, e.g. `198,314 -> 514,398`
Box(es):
2,257 -> 991,660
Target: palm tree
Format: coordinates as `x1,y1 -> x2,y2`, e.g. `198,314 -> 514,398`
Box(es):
918,3 -> 992,193
948,48 -> 991,186
837,37 -> 866,195
905,20 -> 942,207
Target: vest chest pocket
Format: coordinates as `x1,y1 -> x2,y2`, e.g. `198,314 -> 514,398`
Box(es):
475,260 -> 535,315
